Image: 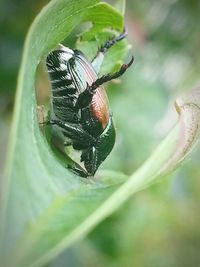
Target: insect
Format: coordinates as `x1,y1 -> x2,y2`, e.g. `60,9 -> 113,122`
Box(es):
46,29 -> 133,177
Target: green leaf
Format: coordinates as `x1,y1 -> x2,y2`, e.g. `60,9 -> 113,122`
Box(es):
114,0 -> 126,15
1,1 -> 200,267
0,1 -> 127,267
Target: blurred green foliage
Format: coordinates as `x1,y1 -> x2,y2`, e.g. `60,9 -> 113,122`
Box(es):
1,0 -> 200,266
0,0 -> 48,176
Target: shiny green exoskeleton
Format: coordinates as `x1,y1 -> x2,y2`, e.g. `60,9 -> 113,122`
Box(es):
46,29 -> 133,177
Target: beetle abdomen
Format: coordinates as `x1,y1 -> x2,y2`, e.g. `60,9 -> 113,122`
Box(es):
46,48 -> 79,122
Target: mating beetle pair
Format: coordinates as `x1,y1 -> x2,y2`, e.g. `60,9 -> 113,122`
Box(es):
46,29 -> 133,177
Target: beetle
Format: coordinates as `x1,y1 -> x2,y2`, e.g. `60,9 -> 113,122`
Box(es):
46,29 -> 133,177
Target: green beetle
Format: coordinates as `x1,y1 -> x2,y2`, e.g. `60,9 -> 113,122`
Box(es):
46,29 -> 133,177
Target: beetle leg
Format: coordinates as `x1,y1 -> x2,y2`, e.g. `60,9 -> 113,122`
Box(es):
99,27 -> 127,54
45,120 -> 90,177
75,56 -> 134,109
92,27 -> 127,73
46,119 -> 95,145
68,164 -> 89,178
92,56 -> 134,86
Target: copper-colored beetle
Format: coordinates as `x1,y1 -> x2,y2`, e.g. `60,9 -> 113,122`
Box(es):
46,29 -> 133,177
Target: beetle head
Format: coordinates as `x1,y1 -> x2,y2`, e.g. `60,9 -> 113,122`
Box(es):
82,116 -> 116,176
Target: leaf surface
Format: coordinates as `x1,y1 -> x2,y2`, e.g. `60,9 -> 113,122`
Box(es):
1,1 -> 200,267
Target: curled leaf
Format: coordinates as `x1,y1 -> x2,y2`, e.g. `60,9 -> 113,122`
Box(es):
162,87 -> 200,174
1,0 -> 199,266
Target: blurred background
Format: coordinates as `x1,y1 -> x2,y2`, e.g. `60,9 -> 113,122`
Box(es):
1,0 -> 200,266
